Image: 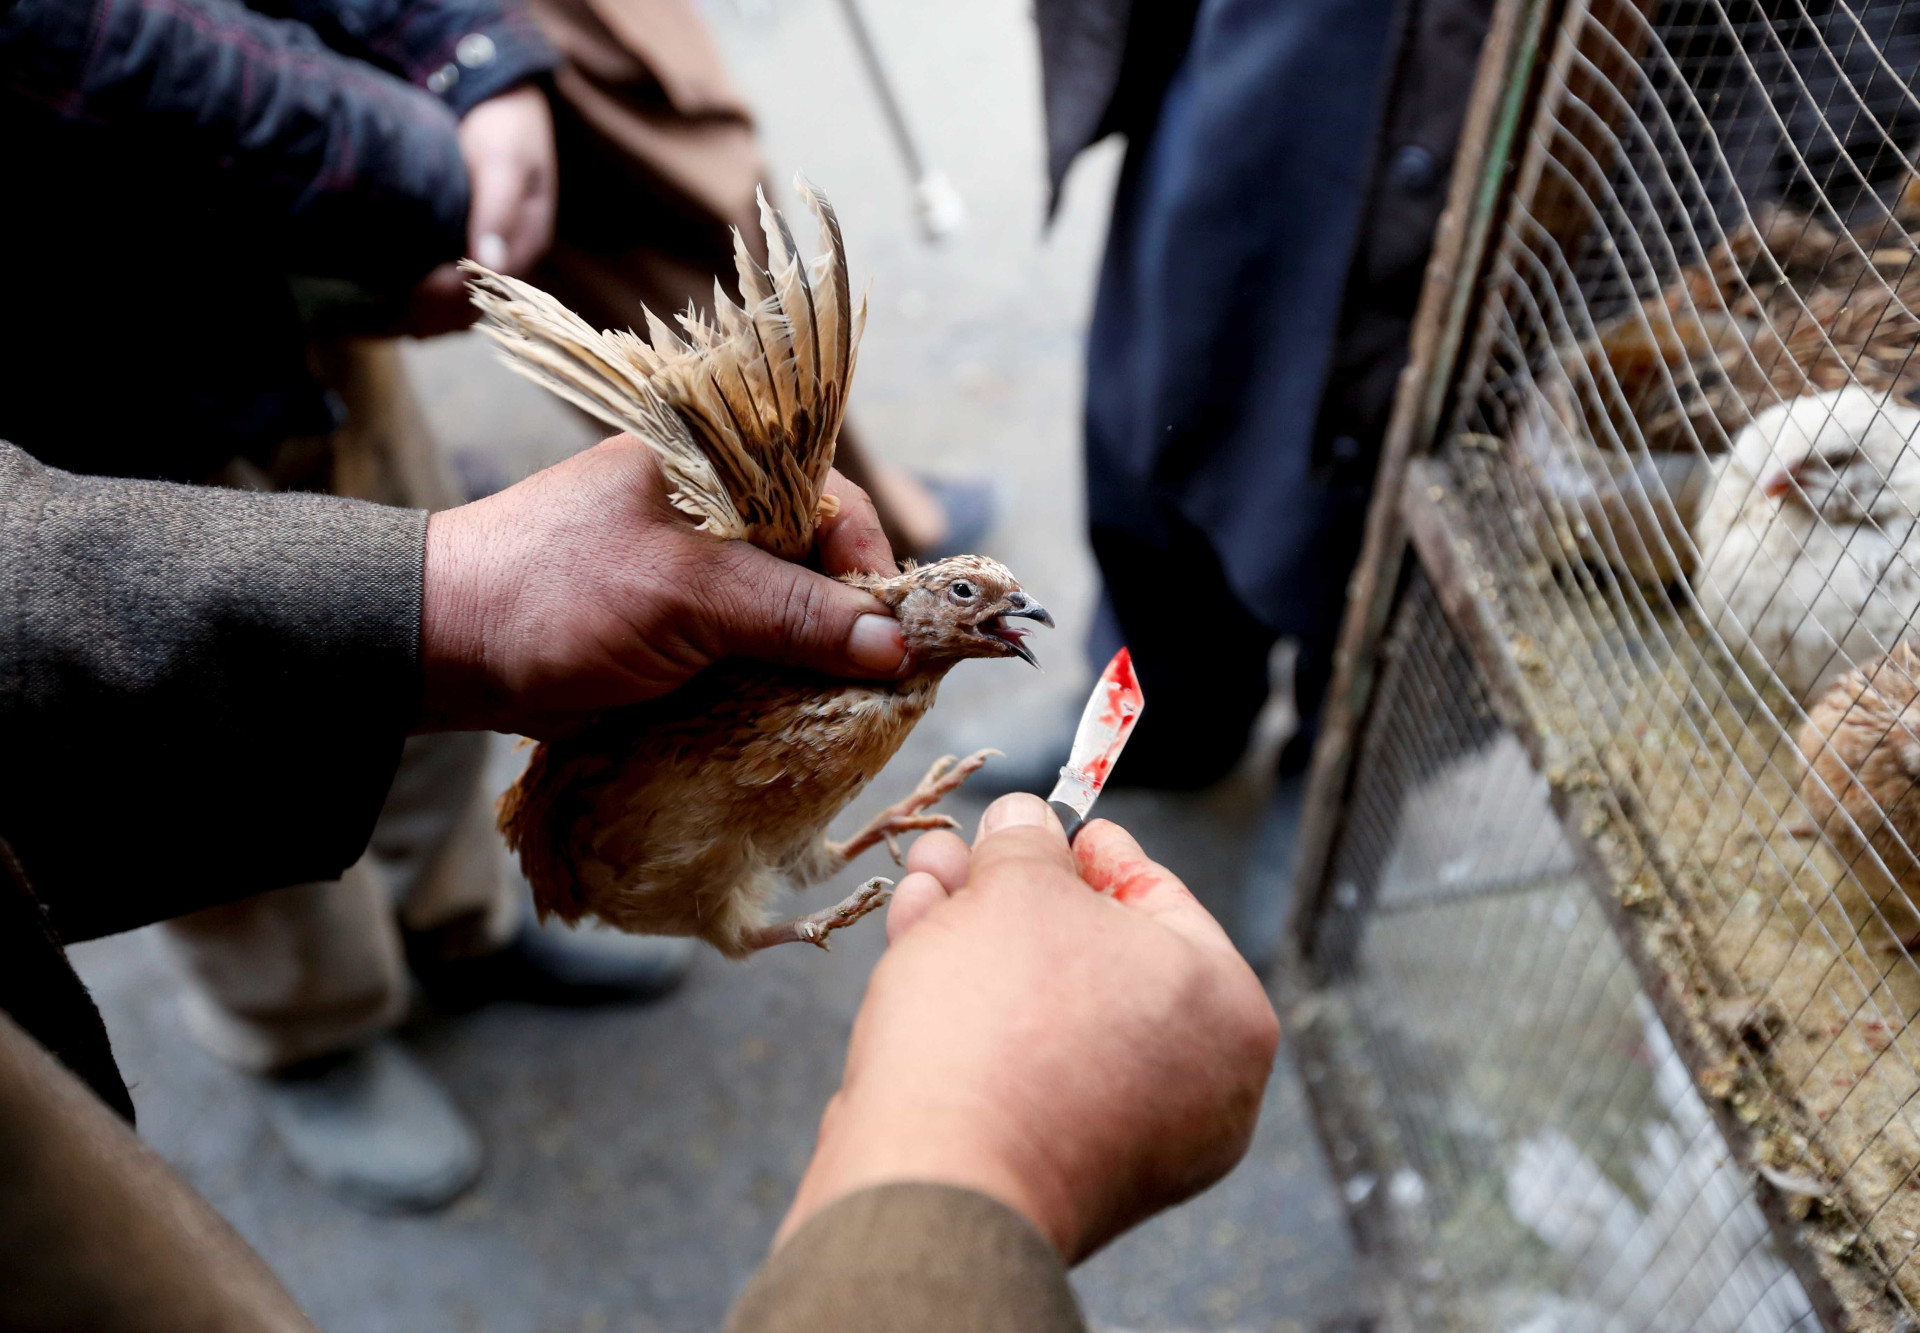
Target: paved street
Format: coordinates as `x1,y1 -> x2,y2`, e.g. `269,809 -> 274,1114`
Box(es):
70,0 -> 1366,1326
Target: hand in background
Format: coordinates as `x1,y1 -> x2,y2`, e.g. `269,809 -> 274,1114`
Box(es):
779,795 -> 1279,1262
406,84 -> 558,337
418,436 -> 904,736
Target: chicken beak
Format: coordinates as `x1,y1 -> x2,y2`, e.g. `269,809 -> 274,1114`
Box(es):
984,593 -> 1052,667
1003,592 -> 1055,628
1760,462 -> 1801,500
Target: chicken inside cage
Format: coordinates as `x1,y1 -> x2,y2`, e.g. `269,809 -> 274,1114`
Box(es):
1510,198 -> 1920,602
1291,0 -> 1920,1323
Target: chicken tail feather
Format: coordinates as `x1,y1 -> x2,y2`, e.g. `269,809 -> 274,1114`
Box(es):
465,177 -> 866,560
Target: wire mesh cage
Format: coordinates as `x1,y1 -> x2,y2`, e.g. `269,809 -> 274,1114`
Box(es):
1287,0 -> 1920,1326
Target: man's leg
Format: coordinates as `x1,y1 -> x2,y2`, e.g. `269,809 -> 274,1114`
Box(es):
161,866 -> 409,1075
379,733 -> 521,961
158,735 -> 493,1213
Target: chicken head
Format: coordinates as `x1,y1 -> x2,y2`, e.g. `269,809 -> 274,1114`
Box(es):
850,555 -> 1053,667
1738,388 -> 1920,524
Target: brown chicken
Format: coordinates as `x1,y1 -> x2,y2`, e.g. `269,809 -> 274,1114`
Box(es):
1568,197 -> 1920,459
1514,188 -> 1920,587
1795,640 -> 1920,948
470,184 -> 1050,955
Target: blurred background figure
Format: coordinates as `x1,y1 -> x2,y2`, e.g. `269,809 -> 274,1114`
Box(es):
0,0 -> 697,1214
0,0 -> 984,1214
1018,0 -> 1491,930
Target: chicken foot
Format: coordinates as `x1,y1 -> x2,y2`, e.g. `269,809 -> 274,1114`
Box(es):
825,749 -> 1002,867
746,877 -> 894,951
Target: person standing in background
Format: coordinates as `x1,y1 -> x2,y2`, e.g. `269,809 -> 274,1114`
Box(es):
1,0 -> 633,1217
440,0 -> 995,558
1024,0 -> 1493,952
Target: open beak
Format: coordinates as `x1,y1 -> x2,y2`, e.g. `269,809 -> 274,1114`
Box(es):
982,592 -> 1053,667
1760,461 -> 1802,500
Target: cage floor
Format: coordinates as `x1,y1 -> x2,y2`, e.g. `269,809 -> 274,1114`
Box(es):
1398,455 -> 1920,1327
1301,868 -> 1821,1332
1299,572 -> 1825,1330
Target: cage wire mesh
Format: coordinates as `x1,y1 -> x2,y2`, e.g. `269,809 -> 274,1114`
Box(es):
1298,571 -> 1822,1330
1291,0 -> 1920,1326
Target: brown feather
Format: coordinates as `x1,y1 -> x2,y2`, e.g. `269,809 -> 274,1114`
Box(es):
470,188 -> 1041,954
464,178 -> 865,560
1796,641 -> 1920,948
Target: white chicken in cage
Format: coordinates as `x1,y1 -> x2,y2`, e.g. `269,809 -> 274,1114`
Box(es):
1692,387 -> 1920,704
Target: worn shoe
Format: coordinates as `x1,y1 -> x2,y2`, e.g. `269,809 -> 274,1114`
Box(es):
412,917 -> 697,1011
260,1039 -> 481,1214
1233,764 -> 1311,971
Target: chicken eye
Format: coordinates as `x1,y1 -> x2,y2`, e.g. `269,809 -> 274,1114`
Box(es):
950,581 -> 976,602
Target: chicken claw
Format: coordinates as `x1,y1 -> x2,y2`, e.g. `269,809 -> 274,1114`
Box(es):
747,877 -> 894,951
826,749 -> 1002,867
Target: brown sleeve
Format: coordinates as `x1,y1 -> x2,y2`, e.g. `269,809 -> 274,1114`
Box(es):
0,1012 -> 319,1333
726,1184 -> 1088,1333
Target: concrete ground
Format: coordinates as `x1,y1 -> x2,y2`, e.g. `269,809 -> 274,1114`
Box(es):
69,0 -> 1367,1327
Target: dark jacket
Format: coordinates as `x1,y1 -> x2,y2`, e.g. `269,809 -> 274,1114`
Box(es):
1035,0 -> 1492,658
0,0 -> 557,480
0,438 -> 424,1112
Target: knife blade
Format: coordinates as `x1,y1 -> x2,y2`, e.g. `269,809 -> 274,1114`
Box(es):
1046,647 -> 1145,843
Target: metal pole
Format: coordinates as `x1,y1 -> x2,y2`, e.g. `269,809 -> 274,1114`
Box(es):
828,0 -> 966,241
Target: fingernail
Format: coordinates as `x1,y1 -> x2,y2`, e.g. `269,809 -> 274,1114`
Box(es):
979,792 -> 1050,836
848,614 -> 907,672
475,233 -> 508,269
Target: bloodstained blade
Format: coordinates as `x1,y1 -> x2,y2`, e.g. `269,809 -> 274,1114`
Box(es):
1046,647 -> 1145,842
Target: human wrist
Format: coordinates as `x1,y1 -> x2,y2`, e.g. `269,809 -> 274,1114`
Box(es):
417,506 -> 504,731
781,1091 -> 1083,1260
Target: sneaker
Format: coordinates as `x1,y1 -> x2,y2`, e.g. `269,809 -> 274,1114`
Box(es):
260,1039 -> 481,1214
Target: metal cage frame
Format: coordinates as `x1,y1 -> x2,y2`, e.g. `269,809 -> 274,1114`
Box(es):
1286,0 -> 1920,1325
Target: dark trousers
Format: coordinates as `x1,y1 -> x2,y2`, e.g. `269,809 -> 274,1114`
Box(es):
1091,515 -> 1334,790
1080,0 -> 1394,789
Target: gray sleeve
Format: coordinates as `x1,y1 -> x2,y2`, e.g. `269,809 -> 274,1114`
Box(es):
0,442 -> 427,941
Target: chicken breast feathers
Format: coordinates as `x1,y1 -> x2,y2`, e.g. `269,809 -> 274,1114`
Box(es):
501,666 -> 938,955
1797,641 -> 1920,945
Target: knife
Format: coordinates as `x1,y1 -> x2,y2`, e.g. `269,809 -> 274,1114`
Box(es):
1046,647 -> 1145,843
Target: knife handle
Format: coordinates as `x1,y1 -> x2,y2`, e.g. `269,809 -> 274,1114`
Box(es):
1049,801 -> 1085,845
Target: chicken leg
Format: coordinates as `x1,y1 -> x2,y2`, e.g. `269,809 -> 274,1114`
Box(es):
825,750 -> 1000,868
746,877 -> 894,951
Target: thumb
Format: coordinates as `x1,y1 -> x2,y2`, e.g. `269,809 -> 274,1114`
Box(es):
965,794 -> 1080,894
467,158 -> 517,263
705,542 -> 908,677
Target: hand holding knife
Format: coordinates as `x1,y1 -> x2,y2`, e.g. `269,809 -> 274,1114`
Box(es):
1046,647 -> 1145,843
